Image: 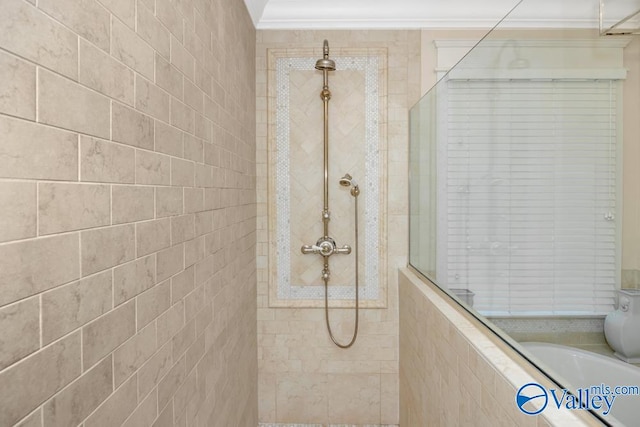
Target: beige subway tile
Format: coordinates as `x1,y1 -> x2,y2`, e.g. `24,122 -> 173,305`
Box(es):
171,266 -> 194,304
0,0 -> 78,80
122,388 -> 157,427
99,0 -> 135,29
84,373 -> 137,427
156,243 -> 184,281
81,224 -> 135,276
184,79 -> 203,114
38,69 -> 110,138
183,284 -> 204,322
157,300 -> 185,348
136,218 -> 171,256
136,1 -> 170,58
183,137 -> 202,165
194,112 -> 212,142
0,116 -> 78,181
0,181 -> 36,243
79,40 -> 134,105
194,211 -> 213,236
137,279 -> 171,330
39,0 -> 110,51
195,163 -> 213,189
0,51 -> 35,120
172,319 -> 195,361
276,373 -> 328,421
0,234 -> 79,307
0,332 -> 81,427
0,297 -> 39,372
154,396 -> 174,427
171,214 -> 195,245
38,182 -> 110,235
156,186 -> 183,217
171,97 -> 195,133
15,409 -> 41,427
80,136 -> 135,183
138,341 -> 173,399
135,75 -> 170,122
113,323 -> 157,387
171,158 -> 195,187
184,188 -> 204,214
136,150 -> 171,185
203,142 -> 220,167
43,355 -> 113,427
170,36 -> 194,81
111,17 -> 154,80
113,255 -> 156,305
158,355 -> 186,409
112,102 -> 154,150
184,236 -> 204,268
156,54 -> 184,100
42,270 -> 113,345
155,121 -> 183,157
156,1 -> 183,43
112,185 -> 155,224
82,300 -> 136,368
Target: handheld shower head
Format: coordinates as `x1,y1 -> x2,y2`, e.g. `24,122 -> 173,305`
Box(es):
339,174 -> 360,197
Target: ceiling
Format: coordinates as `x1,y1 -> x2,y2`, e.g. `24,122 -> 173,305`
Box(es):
244,0 -> 640,30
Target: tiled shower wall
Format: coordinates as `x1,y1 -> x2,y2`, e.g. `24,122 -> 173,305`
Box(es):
0,0 -> 257,426
256,31 -> 421,424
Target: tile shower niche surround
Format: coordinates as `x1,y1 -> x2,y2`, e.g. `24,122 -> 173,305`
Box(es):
267,48 -> 388,308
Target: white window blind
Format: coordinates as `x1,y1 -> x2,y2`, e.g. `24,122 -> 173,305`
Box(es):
444,79 -> 619,316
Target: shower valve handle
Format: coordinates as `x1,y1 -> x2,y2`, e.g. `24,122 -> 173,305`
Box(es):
301,237 -> 351,257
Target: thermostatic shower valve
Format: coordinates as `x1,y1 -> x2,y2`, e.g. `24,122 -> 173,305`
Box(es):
301,236 -> 351,257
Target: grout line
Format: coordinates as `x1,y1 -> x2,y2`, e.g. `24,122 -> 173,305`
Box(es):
38,294 -> 43,349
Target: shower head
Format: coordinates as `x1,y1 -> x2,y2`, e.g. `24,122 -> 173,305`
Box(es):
339,174 -> 355,187
339,174 -> 360,197
315,40 -> 336,71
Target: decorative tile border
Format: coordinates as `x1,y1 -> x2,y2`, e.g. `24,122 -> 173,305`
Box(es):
267,48 -> 388,308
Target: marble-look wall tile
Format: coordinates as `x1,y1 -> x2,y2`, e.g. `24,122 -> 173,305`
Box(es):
121,389 -> 157,427
0,181 -> 36,243
0,332 -> 81,427
84,374 -> 138,427
42,270 -> 113,345
14,409 -> 42,427
156,244 -> 185,282
156,186 -> 184,217
171,97 -> 196,133
99,0 -> 136,29
0,297 -> 40,371
0,233 -> 79,306
79,40 -> 134,105
112,185 -> 155,224
81,224 -> 135,276
136,150 -> 171,185
38,69 -> 110,138
43,355 -> 113,427
157,2 -> 184,43
136,1 -> 170,58
136,74 -> 171,122
138,341 -> 173,399
157,301 -> 186,348
111,18 -> 154,80
137,218 -> 172,256
0,51 -> 36,120
158,356 -> 186,410
112,102 -> 155,150
113,323 -> 157,387
156,120 -> 184,157
82,300 -> 135,368
38,182 -> 111,234
0,0 -> 78,80
171,214 -> 195,245
113,255 -> 156,305
80,136 -> 135,183
0,115 -> 78,181
137,279 -> 171,330
39,0 -> 110,51
156,54 -> 184,101
172,157 -> 196,187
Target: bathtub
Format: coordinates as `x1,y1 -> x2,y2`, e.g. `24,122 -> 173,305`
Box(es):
521,342 -> 640,426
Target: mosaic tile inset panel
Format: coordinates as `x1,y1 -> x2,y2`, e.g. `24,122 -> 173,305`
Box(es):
268,50 -> 387,307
